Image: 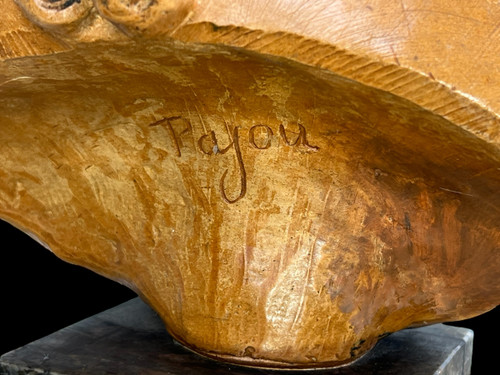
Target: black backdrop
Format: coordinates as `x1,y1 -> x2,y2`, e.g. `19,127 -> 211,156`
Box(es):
1,219 -> 497,373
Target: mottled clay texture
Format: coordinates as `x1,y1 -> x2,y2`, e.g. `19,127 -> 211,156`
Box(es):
1,0 -> 499,370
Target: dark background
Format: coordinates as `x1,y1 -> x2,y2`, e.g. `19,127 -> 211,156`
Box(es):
0,219 -> 497,373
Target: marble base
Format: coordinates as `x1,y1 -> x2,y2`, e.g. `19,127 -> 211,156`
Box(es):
0,298 -> 473,374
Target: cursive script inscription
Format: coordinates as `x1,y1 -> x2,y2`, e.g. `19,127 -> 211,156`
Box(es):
149,116 -> 192,157
148,117 -> 318,204
198,130 -> 234,156
249,124 -> 273,149
279,123 -> 319,151
219,126 -> 247,204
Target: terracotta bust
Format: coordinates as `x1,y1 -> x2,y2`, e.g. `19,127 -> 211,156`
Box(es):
1,0 -> 499,369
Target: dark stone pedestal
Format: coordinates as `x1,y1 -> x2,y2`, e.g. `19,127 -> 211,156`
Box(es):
0,298 -> 473,374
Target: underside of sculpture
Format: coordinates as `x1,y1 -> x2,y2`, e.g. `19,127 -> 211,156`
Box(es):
1,0 -> 499,369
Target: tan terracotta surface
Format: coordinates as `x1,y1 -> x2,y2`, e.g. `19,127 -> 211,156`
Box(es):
1,0 -> 499,369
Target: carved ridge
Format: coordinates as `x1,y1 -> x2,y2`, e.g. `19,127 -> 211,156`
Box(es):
173,22 -> 500,146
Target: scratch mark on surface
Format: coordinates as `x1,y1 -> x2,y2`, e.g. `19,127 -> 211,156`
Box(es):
223,118 -> 234,143
403,8 -> 482,24
0,76 -> 33,87
400,0 -> 412,37
390,45 -> 401,66
242,211 -> 252,286
193,103 -> 208,134
183,99 -> 196,138
292,237 -> 325,330
439,187 -> 474,197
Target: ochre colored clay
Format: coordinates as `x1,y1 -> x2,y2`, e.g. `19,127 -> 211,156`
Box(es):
1,0 -> 499,369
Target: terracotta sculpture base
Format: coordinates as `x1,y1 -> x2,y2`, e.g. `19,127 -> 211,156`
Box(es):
1,0 -> 499,369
